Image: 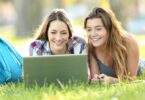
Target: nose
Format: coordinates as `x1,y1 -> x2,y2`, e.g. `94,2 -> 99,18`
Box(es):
55,33 -> 62,41
89,29 -> 97,37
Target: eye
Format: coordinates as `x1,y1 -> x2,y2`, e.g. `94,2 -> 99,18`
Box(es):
86,28 -> 92,32
96,28 -> 102,31
61,32 -> 67,35
50,31 -> 56,34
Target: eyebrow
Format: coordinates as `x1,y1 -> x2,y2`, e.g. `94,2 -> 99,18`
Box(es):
50,29 -> 56,31
95,25 -> 102,28
50,29 -> 67,32
86,25 -> 102,28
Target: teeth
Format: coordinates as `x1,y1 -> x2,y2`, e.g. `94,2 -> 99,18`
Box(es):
93,39 -> 98,41
92,38 -> 100,41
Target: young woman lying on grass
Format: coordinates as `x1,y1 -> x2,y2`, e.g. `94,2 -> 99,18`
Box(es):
84,7 -> 145,84
29,9 -> 87,56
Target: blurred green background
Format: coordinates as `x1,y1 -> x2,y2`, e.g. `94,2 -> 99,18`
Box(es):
0,0 -> 145,58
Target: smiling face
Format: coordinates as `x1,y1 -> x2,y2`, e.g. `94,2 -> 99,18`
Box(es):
85,18 -> 109,48
48,20 -> 69,54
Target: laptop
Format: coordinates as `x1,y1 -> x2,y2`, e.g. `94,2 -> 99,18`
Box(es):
23,54 -> 88,87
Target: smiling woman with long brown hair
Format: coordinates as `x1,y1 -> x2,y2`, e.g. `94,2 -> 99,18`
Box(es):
29,9 -> 87,56
84,7 -> 145,84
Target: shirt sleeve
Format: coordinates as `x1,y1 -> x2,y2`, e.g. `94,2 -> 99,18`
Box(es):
29,42 -> 35,56
72,36 -> 88,54
81,44 -> 87,54
29,40 -> 42,56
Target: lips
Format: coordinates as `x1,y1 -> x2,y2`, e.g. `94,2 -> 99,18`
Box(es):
54,42 -> 63,46
91,37 -> 101,41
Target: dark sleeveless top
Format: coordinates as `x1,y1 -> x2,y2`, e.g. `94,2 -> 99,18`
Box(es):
96,59 -> 142,77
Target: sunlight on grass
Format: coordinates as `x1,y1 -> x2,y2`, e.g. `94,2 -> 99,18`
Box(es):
0,25 -> 33,45
135,34 -> 145,59
0,82 -> 145,100
0,25 -> 34,56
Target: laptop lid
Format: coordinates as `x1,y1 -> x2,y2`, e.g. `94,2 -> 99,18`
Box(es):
23,54 -> 88,87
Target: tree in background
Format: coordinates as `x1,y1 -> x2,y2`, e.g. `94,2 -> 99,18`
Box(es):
109,0 -> 135,29
12,0 -> 140,37
14,0 -> 65,37
14,0 -> 42,37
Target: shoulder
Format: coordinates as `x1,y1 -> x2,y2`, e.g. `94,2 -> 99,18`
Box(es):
68,36 -> 87,48
68,36 -> 87,54
70,36 -> 86,45
29,40 -> 46,49
124,34 -> 139,55
29,40 -> 51,56
124,34 -> 139,49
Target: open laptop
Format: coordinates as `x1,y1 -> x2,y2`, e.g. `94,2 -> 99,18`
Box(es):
23,54 -> 88,87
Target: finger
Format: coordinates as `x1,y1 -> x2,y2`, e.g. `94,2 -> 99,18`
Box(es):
98,74 -> 106,79
91,78 -> 100,84
99,78 -> 105,82
94,74 -> 99,78
92,77 -> 100,81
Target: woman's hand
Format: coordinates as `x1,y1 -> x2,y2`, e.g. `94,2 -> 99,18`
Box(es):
91,74 -> 100,84
98,74 -> 114,84
91,74 -> 118,84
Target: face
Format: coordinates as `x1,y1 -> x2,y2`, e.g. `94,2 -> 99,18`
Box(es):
48,20 -> 69,54
85,18 -> 108,48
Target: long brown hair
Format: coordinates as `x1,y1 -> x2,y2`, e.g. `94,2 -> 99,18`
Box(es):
35,9 -> 73,41
84,7 -> 128,79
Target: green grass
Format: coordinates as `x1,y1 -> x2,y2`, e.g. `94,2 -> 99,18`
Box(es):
0,26 -> 145,100
0,82 -> 145,100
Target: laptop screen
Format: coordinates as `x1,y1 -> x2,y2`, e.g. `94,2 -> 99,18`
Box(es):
23,54 -> 88,86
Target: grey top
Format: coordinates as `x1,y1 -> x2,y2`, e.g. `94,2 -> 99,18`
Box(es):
96,59 -> 143,77
96,59 -> 114,77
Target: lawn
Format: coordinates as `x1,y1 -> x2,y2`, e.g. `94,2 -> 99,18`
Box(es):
0,27 -> 145,100
0,81 -> 145,100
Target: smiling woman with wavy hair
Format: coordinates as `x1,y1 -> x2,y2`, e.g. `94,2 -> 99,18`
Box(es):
84,7 -> 145,84
29,9 -> 87,56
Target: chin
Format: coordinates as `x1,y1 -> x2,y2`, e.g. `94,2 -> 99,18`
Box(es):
92,43 -> 101,47
54,47 -> 63,51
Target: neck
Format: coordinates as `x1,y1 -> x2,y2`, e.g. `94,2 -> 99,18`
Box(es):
95,45 -> 111,65
50,46 -> 68,55
95,44 -> 107,54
